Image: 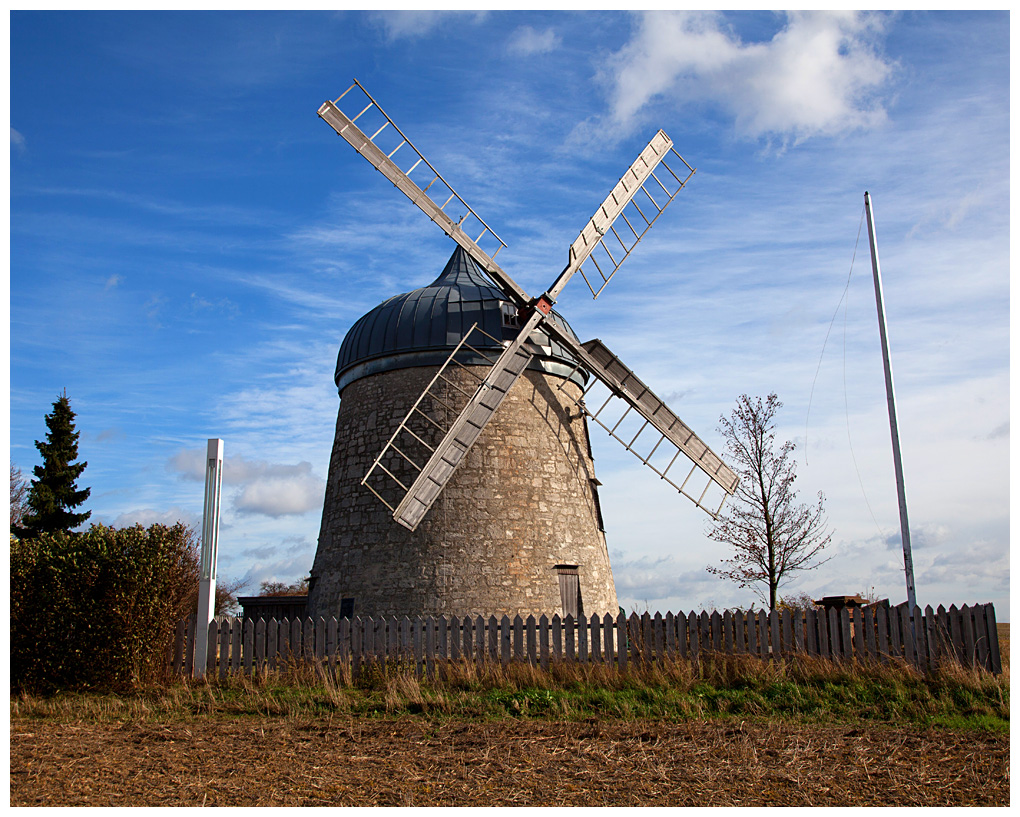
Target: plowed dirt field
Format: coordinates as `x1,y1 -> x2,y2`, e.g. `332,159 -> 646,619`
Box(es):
10,717 -> 1008,806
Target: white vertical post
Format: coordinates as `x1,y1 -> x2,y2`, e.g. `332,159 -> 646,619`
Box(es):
864,192 -> 917,645
193,438 -> 224,679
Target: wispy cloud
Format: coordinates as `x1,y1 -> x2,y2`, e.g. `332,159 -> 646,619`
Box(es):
507,26 -> 561,57
579,11 -> 893,147
371,10 -> 488,41
11,127 -> 26,154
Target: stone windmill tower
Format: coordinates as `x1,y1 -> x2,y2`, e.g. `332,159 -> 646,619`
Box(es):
307,81 -> 738,622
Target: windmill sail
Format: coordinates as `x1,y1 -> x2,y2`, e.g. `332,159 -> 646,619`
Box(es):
391,323 -> 537,530
543,317 -> 737,516
551,133 -> 696,301
318,81 -> 531,307
363,313 -> 543,531
322,79 -> 736,531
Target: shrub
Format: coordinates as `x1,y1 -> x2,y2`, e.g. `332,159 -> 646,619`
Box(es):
10,523 -> 200,693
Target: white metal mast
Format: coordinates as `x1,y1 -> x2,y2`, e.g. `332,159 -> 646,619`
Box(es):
863,192 -> 917,636
193,438 -> 224,679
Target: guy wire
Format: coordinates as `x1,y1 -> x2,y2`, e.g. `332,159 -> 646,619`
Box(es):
805,203 -> 886,541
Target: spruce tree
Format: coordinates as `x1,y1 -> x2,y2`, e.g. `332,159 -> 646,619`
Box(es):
20,392 -> 91,536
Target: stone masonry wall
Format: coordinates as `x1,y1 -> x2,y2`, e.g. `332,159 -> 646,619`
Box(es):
307,364 -> 618,620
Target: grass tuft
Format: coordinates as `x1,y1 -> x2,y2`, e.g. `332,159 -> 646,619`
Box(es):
12,651 -> 1008,732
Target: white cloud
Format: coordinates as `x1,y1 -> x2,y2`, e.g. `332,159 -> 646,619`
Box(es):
232,465 -> 324,518
168,448 -> 325,518
11,127 -> 26,154
109,505 -> 201,530
507,26 -> 561,57
371,10 -> 487,41
588,11 -> 893,145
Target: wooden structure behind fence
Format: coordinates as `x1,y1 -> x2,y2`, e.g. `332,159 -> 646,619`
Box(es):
171,603 -> 1001,680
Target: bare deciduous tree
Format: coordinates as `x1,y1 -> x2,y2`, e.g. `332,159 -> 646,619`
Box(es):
707,394 -> 832,611
10,463 -> 29,530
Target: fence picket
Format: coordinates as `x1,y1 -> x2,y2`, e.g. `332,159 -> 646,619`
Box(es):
526,615 -> 537,666
732,610 -> 743,654
587,613 -> 599,663
794,610 -> 806,654
459,616 -> 471,662
815,608 -> 829,659
603,613 -> 614,664
961,605 -> 976,668
513,616 -> 524,662
500,616 -> 511,665
424,616 -> 436,678
242,619 -> 254,675
617,612 -> 628,671
803,609 -> 816,657
630,613 -> 642,665
948,604 -> 963,663
540,615 -> 550,669
781,610 -> 793,655
438,615 -> 449,665
768,611 -> 780,659
852,608 -> 865,661
678,612 -> 690,659
475,616 -> 486,666
665,612 -> 677,655
206,619 -> 219,677
888,606 -> 903,662
328,617 -> 338,672
902,607 -> 917,668
856,608 -> 872,662
933,605 -> 949,667
565,614 -> 575,661
351,617 -> 362,676
388,617 -> 400,668
973,606 -> 989,670
216,619 -> 228,679
550,614 -> 560,666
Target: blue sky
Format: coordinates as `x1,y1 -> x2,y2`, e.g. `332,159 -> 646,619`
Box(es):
8,11 -> 1010,617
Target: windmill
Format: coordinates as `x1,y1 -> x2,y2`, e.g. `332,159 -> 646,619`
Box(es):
309,80 -> 737,620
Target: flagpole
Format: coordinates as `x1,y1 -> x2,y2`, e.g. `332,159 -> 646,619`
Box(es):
863,192 -> 917,640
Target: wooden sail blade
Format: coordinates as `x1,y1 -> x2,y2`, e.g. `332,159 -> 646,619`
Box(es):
389,312 -> 544,530
548,131 -> 694,301
318,82 -> 531,308
578,338 -> 737,494
541,317 -> 737,513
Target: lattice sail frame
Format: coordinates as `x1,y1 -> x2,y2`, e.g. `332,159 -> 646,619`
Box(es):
553,338 -> 737,517
322,80 -> 737,531
361,323 -> 521,528
567,135 -> 696,300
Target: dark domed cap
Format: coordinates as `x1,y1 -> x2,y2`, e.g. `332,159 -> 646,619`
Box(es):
335,247 -> 585,392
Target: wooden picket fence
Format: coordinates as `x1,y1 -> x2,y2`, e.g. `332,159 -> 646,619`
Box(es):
171,602 -> 1001,680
